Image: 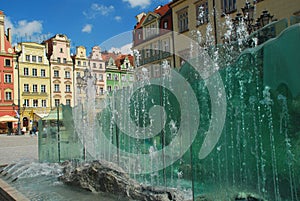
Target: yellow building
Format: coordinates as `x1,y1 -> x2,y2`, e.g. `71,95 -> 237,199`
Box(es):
14,42 -> 51,131
170,0 -> 300,67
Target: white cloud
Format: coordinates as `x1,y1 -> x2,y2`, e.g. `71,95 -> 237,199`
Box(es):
123,0 -> 151,8
82,24 -> 92,33
83,4 -> 115,19
15,20 -> 43,37
114,16 -> 122,22
109,43 -> 133,54
4,17 -> 47,44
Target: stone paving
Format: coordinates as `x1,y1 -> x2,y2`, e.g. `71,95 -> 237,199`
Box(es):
0,134 -> 38,165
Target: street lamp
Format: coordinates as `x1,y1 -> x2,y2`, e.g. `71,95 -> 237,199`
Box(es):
76,73 -> 86,160
15,50 -> 22,135
259,10 -> 274,27
241,1 -> 255,33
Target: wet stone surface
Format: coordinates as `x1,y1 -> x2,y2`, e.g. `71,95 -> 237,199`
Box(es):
59,160 -> 185,201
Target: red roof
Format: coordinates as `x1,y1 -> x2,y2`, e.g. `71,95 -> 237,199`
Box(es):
115,54 -> 134,68
134,2 -> 171,30
101,52 -> 119,62
154,3 -> 171,16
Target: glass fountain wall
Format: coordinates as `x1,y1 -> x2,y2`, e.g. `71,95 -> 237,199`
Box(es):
38,23 -> 300,201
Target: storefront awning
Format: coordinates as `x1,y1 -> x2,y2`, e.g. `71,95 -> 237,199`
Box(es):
42,112 -> 63,120
0,115 -> 18,122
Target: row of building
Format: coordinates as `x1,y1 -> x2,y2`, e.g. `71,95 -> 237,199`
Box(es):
132,0 -> 299,76
0,11 -> 134,132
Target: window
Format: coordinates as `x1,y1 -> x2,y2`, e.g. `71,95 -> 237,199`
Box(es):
107,86 -> 112,92
24,84 -> 29,92
129,75 -> 134,81
153,42 -> 158,55
114,74 -> 119,81
57,57 -> 61,63
5,92 -> 12,100
38,56 -> 42,62
26,55 -> 30,61
41,85 -> 46,93
54,70 -> 59,77
66,99 -> 71,105
164,21 -> 168,29
163,39 -> 170,52
5,59 -> 11,66
93,63 -> 96,68
100,63 -> 103,69
33,84 -> 38,93
33,100 -> 38,107
41,69 -> 46,77
65,71 -> 71,78
55,99 -> 60,107
146,49 -> 150,58
221,0 -> 237,14
60,48 -> 63,53
42,100 -> 46,107
4,74 -> 12,83
76,72 -> 80,77
122,75 -> 126,81
77,61 -> 81,66
54,84 -> 60,92
63,58 -> 67,64
100,87 -> 104,95
144,22 -> 158,39
196,1 -> 209,26
66,85 -> 71,92
24,68 -> 29,76
32,68 -> 37,76
107,73 -> 112,80
99,74 -> 103,81
178,8 -> 189,32
24,99 -> 29,107
83,62 -> 86,66
32,56 -> 36,62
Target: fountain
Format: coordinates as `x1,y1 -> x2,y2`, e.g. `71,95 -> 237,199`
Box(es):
1,18 -> 300,201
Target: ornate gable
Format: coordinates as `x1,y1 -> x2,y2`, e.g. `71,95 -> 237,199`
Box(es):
142,12 -> 159,25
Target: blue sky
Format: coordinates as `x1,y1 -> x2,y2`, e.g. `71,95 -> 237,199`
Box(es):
1,0 -> 170,54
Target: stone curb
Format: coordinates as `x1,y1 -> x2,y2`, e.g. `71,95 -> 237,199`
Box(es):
0,178 -> 29,201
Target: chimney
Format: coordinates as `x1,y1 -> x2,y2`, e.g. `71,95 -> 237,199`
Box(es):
7,28 -> 12,44
0,11 -> 5,52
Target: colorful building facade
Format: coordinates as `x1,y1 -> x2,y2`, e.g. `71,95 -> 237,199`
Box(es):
0,11 -> 15,117
102,52 -> 134,93
169,0 -> 300,67
132,3 -> 174,78
44,34 -> 74,108
88,46 -> 106,99
15,42 -> 51,130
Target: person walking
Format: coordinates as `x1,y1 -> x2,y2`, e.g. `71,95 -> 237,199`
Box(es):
32,126 -> 37,136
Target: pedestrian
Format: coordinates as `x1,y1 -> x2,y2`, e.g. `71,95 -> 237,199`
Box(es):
22,126 -> 26,135
32,126 -> 37,136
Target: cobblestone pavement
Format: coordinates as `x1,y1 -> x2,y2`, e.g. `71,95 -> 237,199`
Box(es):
0,134 -> 38,165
